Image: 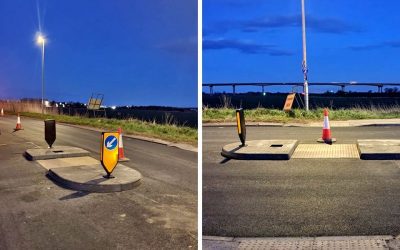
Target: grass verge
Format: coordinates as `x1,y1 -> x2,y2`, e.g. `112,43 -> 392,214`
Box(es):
203,107 -> 400,123
19,112 -> 197,145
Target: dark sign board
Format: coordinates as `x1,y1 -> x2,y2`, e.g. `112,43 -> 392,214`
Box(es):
44,119 -> 56,148
283,93 -> 296,111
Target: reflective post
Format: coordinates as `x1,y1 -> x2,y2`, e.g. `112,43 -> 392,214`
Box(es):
100,132 -> 119,178
236,109 -> 246,146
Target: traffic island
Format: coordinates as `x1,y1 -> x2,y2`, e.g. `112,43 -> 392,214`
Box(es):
46,161 -> 142,192
25,146 -> 90,160
221,140 -> 298,160
357,139 -> 400,160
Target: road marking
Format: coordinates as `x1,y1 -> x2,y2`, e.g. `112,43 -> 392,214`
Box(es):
131,191 -> 160,204
0,142 -> 40,147
27,142 -> 41,148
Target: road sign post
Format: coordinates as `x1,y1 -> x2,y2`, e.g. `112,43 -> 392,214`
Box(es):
236,109 -> 246,146
101,132 -> 119,178
44,119 -> 56,148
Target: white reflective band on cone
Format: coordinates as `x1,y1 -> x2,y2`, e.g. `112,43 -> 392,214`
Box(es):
323,116 -> 330,129
119,133 -> 123,148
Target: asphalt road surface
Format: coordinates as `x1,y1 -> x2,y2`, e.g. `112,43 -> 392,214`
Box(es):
0,115 -> 197,249
203,125 -> 400,237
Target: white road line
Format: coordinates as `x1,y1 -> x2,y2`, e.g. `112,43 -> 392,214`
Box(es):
131,191 -> 160,204
26,142 -> 41,148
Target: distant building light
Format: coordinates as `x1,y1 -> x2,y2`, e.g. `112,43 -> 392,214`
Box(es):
44,100 -> 50,107
111,106 -> 116,110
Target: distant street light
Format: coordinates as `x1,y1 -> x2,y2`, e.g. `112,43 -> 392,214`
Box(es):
301,0 -> 309,111
36,33 -> 46,114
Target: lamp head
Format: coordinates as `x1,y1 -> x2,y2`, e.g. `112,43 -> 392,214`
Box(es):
36,33 -> 46,45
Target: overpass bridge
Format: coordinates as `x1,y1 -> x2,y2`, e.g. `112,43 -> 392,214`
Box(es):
202,82 -> 400,94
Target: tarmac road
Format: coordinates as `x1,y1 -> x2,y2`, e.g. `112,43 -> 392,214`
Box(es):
203,125 -> 400,237
0,115 -> 197,250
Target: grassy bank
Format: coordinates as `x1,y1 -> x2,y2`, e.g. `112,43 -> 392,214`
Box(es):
19,112 -> 197,145
203,107 -> 400,123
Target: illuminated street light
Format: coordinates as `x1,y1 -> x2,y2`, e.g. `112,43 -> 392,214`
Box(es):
36,33 -> 46,114
36,35 -> 45,45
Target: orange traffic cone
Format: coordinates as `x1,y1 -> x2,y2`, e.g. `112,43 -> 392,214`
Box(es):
117,128 -> 129,162
14,113 -> 23,131
317,108 -> 336,144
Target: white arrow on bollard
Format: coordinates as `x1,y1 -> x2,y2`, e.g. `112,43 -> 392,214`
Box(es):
106,137 -> 117,148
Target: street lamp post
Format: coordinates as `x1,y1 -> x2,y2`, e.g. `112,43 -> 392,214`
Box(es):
37,34 -> 46,114
301,0 -> 309,111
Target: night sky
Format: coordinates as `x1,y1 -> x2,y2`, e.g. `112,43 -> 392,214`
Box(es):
0,0 -> 197,107
203,0 -> 400,94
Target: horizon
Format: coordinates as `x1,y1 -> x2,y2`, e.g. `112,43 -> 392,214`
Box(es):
0,97 -> 198,109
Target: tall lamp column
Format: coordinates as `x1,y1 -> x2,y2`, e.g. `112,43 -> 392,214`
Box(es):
37,34 -> 46,114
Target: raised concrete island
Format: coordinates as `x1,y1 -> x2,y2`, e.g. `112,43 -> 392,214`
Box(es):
222,140 -> 299,160
357,139 -> 400,160
47,163 -> 142,192
25,146 -> 90,161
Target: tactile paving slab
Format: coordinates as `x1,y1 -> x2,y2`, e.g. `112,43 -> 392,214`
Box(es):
292,144 -> 359,159
236,236 -> 391,250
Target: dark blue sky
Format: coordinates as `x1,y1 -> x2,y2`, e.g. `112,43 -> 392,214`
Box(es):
0,0 -> 197,107
203,0 -> 400,93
